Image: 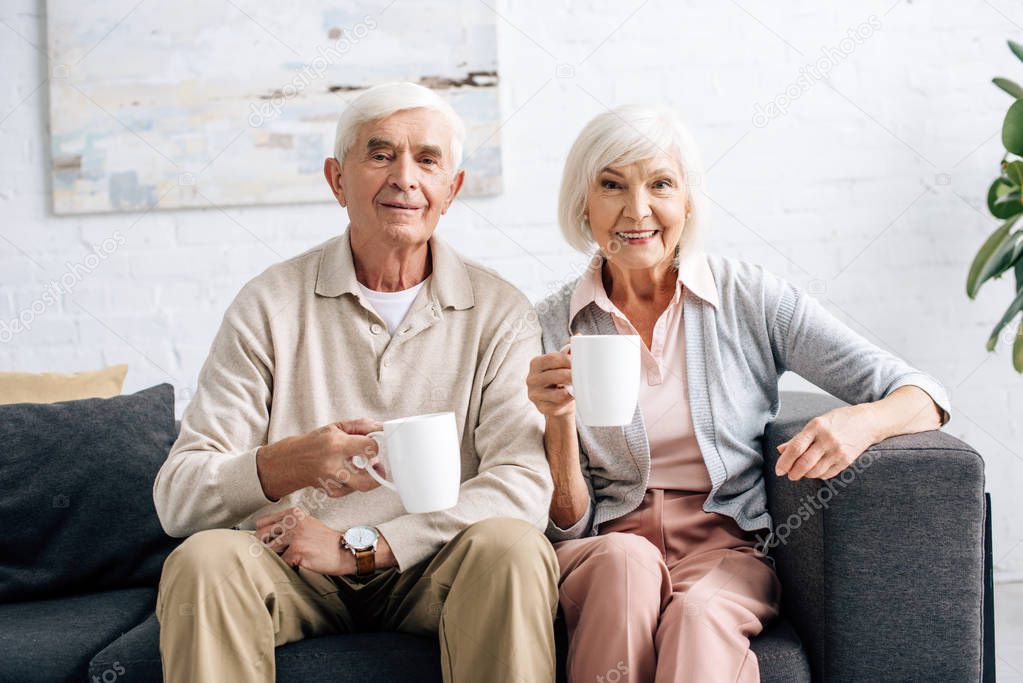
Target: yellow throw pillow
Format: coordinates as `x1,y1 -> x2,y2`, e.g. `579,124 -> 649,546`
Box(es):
0,364 -> 128,405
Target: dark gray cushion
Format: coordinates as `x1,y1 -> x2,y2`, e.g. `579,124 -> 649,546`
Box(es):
763,391 -> 985,682
91,610 -> 807,682
752,618 -> 811,683
0,384 -> 180,602
0,587 -> 155,683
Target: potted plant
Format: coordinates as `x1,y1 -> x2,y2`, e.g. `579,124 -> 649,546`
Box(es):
968,39 -> 1023,372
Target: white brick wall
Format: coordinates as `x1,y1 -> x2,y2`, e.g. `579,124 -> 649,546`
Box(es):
2,0 -> 1022,580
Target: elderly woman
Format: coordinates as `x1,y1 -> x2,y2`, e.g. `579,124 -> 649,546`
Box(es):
526,106 -> 951,683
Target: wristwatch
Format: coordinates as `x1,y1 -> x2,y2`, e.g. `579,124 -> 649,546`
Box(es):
341,526 -> 379,576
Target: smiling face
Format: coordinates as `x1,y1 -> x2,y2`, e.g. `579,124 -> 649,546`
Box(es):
324,107 -> 464,249
585,152 -> 689,273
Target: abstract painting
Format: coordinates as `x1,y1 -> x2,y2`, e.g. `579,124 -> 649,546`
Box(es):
46,0 -> 502,215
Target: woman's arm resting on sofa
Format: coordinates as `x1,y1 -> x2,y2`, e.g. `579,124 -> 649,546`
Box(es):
766,270 -> 951,482
865,384 -> 945,439
775,385 -> 945,481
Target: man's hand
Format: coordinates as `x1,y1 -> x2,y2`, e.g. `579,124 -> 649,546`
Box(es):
255,506 -> 398,576
774,403 -> 878,481
255,418 -> 386,501
256,507 -> 350,575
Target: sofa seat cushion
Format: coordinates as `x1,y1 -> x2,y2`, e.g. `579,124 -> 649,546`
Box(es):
90,611 -> 443,682
751,617 -> 812,683
0,587 -> 155,683
92,610 -> 808,682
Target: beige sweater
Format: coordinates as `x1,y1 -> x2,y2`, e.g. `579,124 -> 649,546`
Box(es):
153,228 -> 552,570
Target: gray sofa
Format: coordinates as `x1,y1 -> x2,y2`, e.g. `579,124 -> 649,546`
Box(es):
0,386 -> 993,682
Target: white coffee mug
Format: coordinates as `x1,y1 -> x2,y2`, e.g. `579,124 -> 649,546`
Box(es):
570,334 -> 641,426
351,412 -> 461,513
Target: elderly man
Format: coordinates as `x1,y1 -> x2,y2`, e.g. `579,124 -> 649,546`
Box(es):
153,82 -> 557,683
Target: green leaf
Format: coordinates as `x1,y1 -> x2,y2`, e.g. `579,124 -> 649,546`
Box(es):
1012,258 -> 1023,370
984,230 -> 1023,286
1003,99 -> 1023,155
1014,320 -> 1023,372
970,227 -> 1023,295
1007,160 -> 1023,186
986,285 -> 1023,351
967,216 -> 1020,297
988,176 -> 1023,218
1010,39 -> 1023,63
994,190 -> 1022,206
994,77 -> 1023,99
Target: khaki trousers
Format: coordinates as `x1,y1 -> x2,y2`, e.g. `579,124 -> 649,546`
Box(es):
156,517 -> 558,683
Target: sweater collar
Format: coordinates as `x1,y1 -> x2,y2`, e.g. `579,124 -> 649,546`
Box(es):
568,250 -> 719,324
315,225 -> 474,310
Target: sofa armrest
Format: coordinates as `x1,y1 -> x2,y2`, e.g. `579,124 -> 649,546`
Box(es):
762,391 -> 985,683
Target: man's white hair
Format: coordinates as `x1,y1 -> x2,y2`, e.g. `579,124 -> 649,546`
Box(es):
557,105 -> 709,259
332,82 -> 466,169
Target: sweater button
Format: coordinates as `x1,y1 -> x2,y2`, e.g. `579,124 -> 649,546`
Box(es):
370,323 -> 383,335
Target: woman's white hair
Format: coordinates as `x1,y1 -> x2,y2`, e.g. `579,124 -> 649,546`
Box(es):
557,105 -> 710,260
332,82 -> 466,168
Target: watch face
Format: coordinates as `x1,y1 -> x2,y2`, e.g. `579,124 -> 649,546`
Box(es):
344,526 -> 378,550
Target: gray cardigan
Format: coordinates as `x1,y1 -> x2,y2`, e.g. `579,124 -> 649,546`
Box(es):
536,254 -> 952,542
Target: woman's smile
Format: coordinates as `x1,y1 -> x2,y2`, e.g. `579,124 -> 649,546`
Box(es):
614,228 -> 661,244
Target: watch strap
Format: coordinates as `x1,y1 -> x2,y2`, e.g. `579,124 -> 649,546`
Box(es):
353,547 -> 375,576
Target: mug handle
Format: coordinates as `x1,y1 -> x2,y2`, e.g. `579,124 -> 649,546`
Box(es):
350,432 -> 397,491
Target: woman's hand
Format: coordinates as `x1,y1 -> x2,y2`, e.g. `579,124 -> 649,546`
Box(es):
526,345 -> 575,419
774,404 -> 879,481
528,345 -> 590,529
